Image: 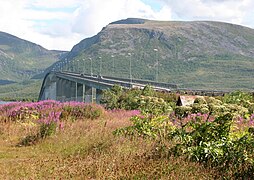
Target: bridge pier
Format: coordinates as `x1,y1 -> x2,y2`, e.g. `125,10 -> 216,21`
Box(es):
65,81 -> 72,101
84,85 -> 97,103
56,79 -> 65,101
69,81 -> 76,101
96,89 -> 103,104
43,81 -> 56,100
76,83 -> 83,102
55,80 -> 101,103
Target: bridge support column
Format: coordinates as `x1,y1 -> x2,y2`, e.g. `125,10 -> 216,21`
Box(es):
50,82 -> 57,100
84,85 -> 96,103
82,85 -> 86,102
75,83 -> 83,102
42,81 -> 57,101
96,89 -> 103,104
70,81 -> 76,101
56,79 -> 65,101
65,80 -> 72,101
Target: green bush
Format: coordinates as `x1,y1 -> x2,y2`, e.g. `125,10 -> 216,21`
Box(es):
114,115 -> 175,139
175,106 -> 192,118
222,91 -> 253,106
101,85 -> 175,114
194,96 -> 207,104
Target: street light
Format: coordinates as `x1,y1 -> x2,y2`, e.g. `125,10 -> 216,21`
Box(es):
99,56 -> 102,75
67,60 -> 70,71
77,59 -> 80,73
89,57 -> 93,76
71,60 -> 74,72
83,59 -> 85,73
154,48 -> 158,82
128,53 -> 132,85
60,61 -> 63,71
63,58 -> 67,71
111,55 -> 115,75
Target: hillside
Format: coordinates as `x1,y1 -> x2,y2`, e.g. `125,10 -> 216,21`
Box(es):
58,18 -> 254,91
0,31 -> 67,83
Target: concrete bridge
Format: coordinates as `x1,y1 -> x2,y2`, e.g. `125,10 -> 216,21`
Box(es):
38,71 -> 177,103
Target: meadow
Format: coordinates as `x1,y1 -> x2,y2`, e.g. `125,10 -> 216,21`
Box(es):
0,85 -> 254,179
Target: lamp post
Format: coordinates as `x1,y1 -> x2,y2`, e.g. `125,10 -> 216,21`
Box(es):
72,60 -> 74,72
77,59 -> 80,73
89,57 -> 93,76
83,59 -> 85,73
154,48 -> 158,82
60,62 -> 62,72
99,56 -> 102,75
128,53 -> 132,85
63,58 -> 67,71
111,55 -> 115,76
67,60 -> 70,71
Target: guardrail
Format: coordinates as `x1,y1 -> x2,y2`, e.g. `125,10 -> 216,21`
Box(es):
54,71 -> 254,97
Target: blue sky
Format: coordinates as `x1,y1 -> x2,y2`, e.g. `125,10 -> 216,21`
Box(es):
0,0 -> 253,51
141,0 -> 163,11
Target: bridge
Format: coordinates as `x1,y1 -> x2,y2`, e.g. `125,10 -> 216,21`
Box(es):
38,71 -> 178,103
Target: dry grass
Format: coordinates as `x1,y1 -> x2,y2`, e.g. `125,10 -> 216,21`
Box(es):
0,110 -> 216,179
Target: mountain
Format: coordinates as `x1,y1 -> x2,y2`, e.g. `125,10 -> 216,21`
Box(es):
57,18 -> 254,91
0,31 -> 67,83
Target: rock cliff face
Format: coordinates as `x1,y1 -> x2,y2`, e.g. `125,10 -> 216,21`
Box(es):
54,18 -> 254,90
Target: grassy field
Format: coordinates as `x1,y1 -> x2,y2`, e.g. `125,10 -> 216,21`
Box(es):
0,109 -> 215,179
1,89 -> 254,179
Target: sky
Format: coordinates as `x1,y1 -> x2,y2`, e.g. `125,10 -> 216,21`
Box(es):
0,0 -> 253,51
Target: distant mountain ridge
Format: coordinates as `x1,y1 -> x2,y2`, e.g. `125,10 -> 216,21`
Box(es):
1,18 -> 254,94
57,18 -> 254,90
0,31 -> 67,83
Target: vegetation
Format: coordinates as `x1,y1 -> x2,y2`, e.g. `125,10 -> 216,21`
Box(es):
0,79 -> 41,101
2,17 -> 254,178
105,86 -> 254,178
0,101 -> 214,179
0,32 -> 67,100
0,31 -> 65,82
1,85 -> 254,178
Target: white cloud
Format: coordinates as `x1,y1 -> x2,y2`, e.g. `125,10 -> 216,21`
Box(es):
0,0 -> 171,50
28,0 -> 82,9
71,0 -> 172,37
0,0 -> 253,51
160,0 -> 254,27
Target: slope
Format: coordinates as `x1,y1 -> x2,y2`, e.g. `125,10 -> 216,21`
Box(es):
0,31 -> 67,83
48,18 -> 254,90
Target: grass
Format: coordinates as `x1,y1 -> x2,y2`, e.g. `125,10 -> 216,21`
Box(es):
0,109 -> 216,179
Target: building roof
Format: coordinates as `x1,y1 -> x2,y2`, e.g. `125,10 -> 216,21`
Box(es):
177,95 -> 197,106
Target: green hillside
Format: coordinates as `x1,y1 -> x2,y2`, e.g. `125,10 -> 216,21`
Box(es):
59,18 -> 254,91
0,31 -> 67,82
0,32 -> 69,100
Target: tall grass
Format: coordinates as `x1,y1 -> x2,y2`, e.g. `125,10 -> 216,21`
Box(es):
0,104 -> 215,179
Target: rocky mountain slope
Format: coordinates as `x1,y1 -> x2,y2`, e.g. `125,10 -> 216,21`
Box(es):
58,18 -> 254,90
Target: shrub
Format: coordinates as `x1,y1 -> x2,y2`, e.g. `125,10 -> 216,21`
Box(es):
194,96 -> 207,104
223,91 -> 253,106
101,85 -> 177,111
141,85 -> 155,96
114,115 -> 175,139
191,104 -> 209,114
206,97 -> 222,105
175,106 -> 192,118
